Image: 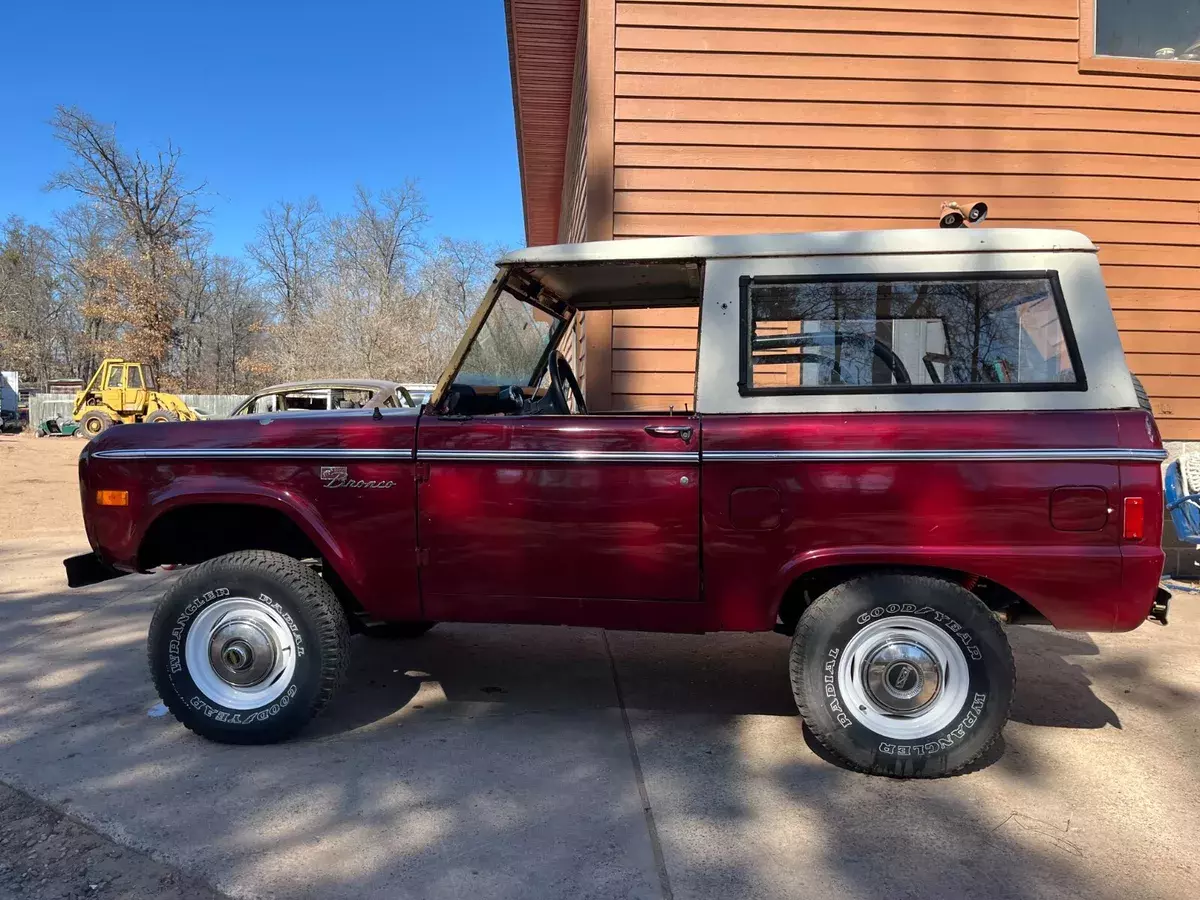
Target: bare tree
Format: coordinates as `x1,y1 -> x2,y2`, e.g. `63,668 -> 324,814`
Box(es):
51,202 -> 124,378
206,256 -> 266,393
247,197 -> 323,327
46,106 -> 206,256
327,183 -> 428,294
0,217 -> 67,383
4,110 -> 498,397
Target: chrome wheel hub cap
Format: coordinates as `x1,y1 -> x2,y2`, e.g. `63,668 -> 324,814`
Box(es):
184,598 -> 297,710
837,616 -> 970,740
209,619 -> 277,687
864,640 -> 941,714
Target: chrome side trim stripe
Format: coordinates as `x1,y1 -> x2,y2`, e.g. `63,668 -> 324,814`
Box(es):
417,449 -> 700,463
93,446 -> 1167,464
703,448 -> 1168,463
92,448 -> 414,460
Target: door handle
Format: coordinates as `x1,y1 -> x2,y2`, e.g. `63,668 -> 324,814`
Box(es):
645,425 -> 693,442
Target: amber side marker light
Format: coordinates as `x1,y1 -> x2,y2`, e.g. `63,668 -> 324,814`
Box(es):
96,490 -> 129,507
1123,497 -> 1145,541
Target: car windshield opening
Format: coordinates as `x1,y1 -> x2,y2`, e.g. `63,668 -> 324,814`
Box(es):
454,287 -> 565,388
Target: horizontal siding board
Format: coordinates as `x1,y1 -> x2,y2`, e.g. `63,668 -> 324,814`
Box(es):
1157,420 -> 1200,439
1140,375 -> 1200,397
614,145 -> 1200,181
616,98 -> 1200,140
1108,288 -> 1200,310
614,192 -> 1199,224
1126,354 -> 1200,377
615,73 -> 1200,116
1121,332 -> 1200,354
612,393 -> 696,410
614,121 -> 1200,158
1152,399 -> 1200,419
616,26 -> 1079,62
615,4 -> 1077,40
617,0 -> 1077,16
611,215 -> 1200,247
614,167 -> 1200,202
613,307 -> 699,327
613,371 -> 698,393
613,348 -> 698,371
1114,311 -> 1200,334
615,50 -> 1200,92
1104,269 -> 1200,291
1100,244 -> 1200,268
612,325 -> 701,349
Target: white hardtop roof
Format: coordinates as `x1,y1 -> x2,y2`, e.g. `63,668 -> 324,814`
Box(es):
500,228 -> 1096,267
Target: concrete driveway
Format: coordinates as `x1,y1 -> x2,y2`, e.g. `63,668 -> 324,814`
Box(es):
1,440 -> 1197,899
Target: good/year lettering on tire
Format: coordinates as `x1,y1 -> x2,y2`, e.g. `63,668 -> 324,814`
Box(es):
791,574 -> 1015,778
147,550 -> 349,744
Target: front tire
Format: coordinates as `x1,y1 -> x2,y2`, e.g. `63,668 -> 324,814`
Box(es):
790,573 -> 1014,778
147,550 -> 350,744
145,409 -> 179,423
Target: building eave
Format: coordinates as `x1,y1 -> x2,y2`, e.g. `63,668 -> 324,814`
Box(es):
504,0 -> 581,247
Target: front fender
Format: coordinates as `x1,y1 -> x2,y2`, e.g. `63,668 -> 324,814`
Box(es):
130,478 -> 366,606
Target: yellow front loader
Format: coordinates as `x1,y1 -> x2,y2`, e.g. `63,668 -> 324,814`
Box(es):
73,358 -> 198,437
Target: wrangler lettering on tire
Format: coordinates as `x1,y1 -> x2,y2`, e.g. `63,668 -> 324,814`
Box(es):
147,550 -> 349,744
791,573 -> 1015,778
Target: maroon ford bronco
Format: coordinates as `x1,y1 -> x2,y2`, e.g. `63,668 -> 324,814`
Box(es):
67,229 -> 1169,777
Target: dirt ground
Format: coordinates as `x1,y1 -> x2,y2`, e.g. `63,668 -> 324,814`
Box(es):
0,433 -> 84,538
0,782 -> 224,900
1,435 -> 227,898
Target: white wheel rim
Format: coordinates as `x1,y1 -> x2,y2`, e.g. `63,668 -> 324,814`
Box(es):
183,598 -> 297,710
836,616 -> 970,740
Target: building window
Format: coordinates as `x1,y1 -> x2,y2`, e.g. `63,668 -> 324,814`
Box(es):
1081,0 -> 1200,76
739,274 -> 1083,396
1096,0 -> 1200,61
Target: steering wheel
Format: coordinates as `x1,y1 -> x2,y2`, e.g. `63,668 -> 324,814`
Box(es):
547,351 -> 588,415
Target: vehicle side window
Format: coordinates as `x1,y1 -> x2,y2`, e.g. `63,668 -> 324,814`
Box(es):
107,367 -> 124,389
126,367 -> 142,390
740,273 -> 1083,395
247,394 -> 277,414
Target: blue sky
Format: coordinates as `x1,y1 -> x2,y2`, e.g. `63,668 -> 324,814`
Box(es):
0,0 -> 525,255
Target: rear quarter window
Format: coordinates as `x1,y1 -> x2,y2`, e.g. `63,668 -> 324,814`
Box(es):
739,272 -> 1084,395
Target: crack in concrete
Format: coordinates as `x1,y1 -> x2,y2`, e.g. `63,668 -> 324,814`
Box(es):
603,629 -> 674,900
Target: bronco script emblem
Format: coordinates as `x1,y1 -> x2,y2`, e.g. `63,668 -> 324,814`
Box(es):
319,466 -> 396,490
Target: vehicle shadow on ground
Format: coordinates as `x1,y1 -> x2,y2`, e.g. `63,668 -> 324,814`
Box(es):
309,622 -> 1123,741
2,582 -> 1196,900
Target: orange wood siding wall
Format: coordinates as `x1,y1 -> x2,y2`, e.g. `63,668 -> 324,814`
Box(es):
587,0 -> 1200,433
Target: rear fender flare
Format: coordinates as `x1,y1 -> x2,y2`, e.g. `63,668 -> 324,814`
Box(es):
766,547 -> 1014,626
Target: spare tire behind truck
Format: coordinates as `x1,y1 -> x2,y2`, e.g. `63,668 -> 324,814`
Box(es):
1131,374 -> 1152,414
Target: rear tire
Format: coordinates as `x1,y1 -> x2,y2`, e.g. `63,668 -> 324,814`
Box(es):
79,410 -> 113,438
145,409 -> 179,423
148,550 -> 350,744
790,573 -> 1014,778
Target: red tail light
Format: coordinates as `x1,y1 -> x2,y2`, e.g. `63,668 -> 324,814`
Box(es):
1123,497 -> 1145,541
